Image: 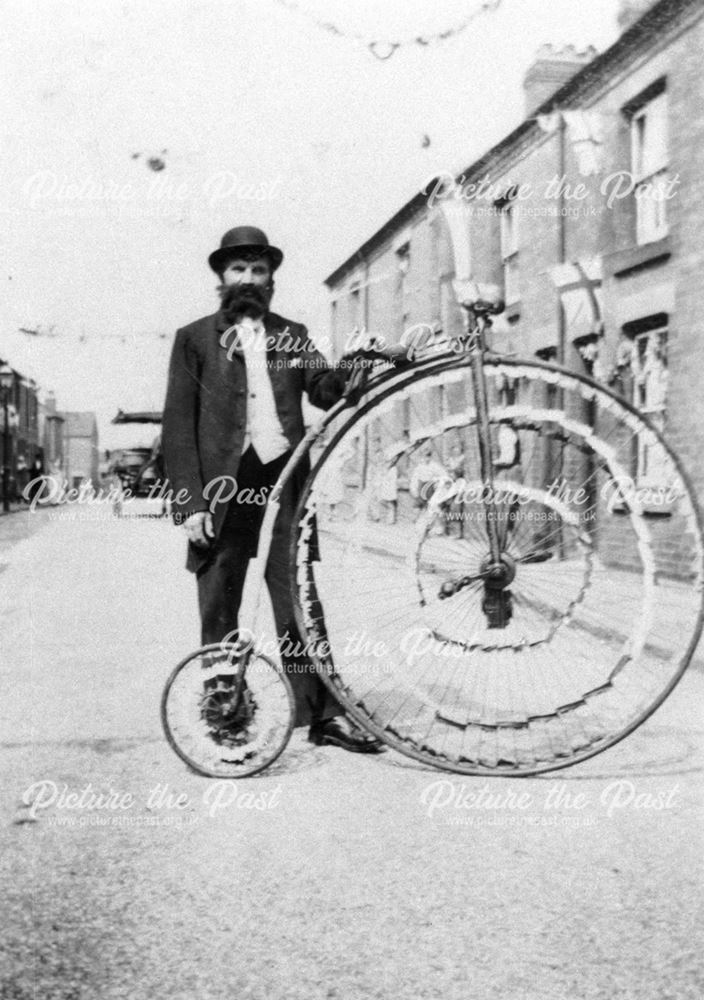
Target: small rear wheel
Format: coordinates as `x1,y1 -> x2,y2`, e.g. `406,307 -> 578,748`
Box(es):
161,641 -> 295,778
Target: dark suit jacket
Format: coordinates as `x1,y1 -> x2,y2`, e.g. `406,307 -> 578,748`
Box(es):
162,308 -> 346,572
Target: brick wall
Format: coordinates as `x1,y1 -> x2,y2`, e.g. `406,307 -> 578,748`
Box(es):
326,0 -> 704,579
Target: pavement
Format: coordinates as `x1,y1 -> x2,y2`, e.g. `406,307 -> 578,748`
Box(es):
1,503 -> 703,1000
321,514 -> 704,670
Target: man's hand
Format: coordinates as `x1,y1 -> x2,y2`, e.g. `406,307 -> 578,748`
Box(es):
184,510 -> 214,547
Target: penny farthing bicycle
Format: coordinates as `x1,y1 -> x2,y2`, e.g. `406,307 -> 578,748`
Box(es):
162,282 -> 704,778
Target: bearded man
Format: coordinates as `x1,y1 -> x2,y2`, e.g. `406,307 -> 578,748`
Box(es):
162,226 -> 382,753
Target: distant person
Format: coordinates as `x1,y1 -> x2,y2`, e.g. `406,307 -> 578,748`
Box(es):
98,450 -> 112,488
26,457 -> 44,506
409,446 -> 448,514
379,464 -> 398,525
446,443 -> 466,537
15,454 -> 28,503
370,442 -> 399,526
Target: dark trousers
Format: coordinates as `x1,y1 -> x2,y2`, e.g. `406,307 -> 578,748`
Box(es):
196,446 -> 340,728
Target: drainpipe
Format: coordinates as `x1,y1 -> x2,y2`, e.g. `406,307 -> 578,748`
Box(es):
556,113 -> 568,559
354,249 -> 371,490
557,112 -> 567,366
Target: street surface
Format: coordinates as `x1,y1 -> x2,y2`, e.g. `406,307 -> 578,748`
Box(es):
1,505 -> 703,1000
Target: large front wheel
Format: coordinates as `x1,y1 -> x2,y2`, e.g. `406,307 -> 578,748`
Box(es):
293,356 -> 704,775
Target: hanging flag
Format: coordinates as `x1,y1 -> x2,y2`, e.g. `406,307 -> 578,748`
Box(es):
548,257 -> 603,341
438,199 -> 472,280
562,110 -> 604,176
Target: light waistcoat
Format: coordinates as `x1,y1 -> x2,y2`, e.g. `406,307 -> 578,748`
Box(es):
238,316 -> 290,463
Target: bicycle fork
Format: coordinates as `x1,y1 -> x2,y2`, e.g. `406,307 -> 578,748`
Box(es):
465,309 -> 515,628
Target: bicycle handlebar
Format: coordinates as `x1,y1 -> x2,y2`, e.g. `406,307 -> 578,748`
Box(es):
341,342 -> 413,368
340,342 -> 413,402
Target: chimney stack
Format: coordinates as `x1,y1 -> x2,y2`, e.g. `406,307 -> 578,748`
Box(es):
523,44 -> 598,117
617,0 -> 658,31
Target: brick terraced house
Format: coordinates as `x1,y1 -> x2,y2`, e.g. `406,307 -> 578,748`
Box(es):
324,0 -> 704,579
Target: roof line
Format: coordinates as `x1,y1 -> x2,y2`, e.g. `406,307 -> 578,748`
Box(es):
324,0 -> 695,288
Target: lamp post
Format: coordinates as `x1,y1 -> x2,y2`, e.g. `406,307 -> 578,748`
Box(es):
0,363 -> 14,513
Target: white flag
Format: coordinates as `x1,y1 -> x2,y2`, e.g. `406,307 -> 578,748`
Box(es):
548,257 -> 603,340
563,110 -> 604,176
438,199 -> 472,280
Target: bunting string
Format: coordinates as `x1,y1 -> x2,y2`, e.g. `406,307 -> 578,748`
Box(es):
273,0 -> 503,60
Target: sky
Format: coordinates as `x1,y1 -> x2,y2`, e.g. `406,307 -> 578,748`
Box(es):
1,0 -> 621,448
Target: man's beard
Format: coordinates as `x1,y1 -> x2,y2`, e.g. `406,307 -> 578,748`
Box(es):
218,282 -> 272,322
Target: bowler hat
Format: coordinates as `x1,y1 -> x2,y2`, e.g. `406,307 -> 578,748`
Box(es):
208,226 -> 284,274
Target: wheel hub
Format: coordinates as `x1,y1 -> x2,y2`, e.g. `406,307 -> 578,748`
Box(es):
200,674 -> 257,747
480,552 -> 516,590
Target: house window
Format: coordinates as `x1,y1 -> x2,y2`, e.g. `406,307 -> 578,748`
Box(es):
499,193 -> 520,303
619,317 -> 669,484
630,87 -> 669,245
632,325 -> 668,483
349,284 -> 362,338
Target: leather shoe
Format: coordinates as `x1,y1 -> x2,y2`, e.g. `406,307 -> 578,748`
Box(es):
308,715 -> 386,754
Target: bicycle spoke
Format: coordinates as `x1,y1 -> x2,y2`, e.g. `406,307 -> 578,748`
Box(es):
295,356 -> 704,775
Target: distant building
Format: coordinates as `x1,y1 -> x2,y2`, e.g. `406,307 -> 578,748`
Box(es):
39,391 -> 65,473
61,411 -> 99,488
0,358 -> 41,502
325,0 -> 704,578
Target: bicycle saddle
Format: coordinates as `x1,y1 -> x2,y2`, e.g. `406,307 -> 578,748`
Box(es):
452,279 -> 505,315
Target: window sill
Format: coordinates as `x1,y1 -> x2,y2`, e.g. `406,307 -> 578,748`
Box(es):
608,484 -> 678,517
608,236 -> 671,278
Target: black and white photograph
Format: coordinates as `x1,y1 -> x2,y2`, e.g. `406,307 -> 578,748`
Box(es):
1,0 -> 703,997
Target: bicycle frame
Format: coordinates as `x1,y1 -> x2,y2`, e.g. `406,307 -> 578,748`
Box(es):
245,297 -> 704,658
246,306 -> 501,635
167,306 -> 704,778
465,311 -> 503,567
